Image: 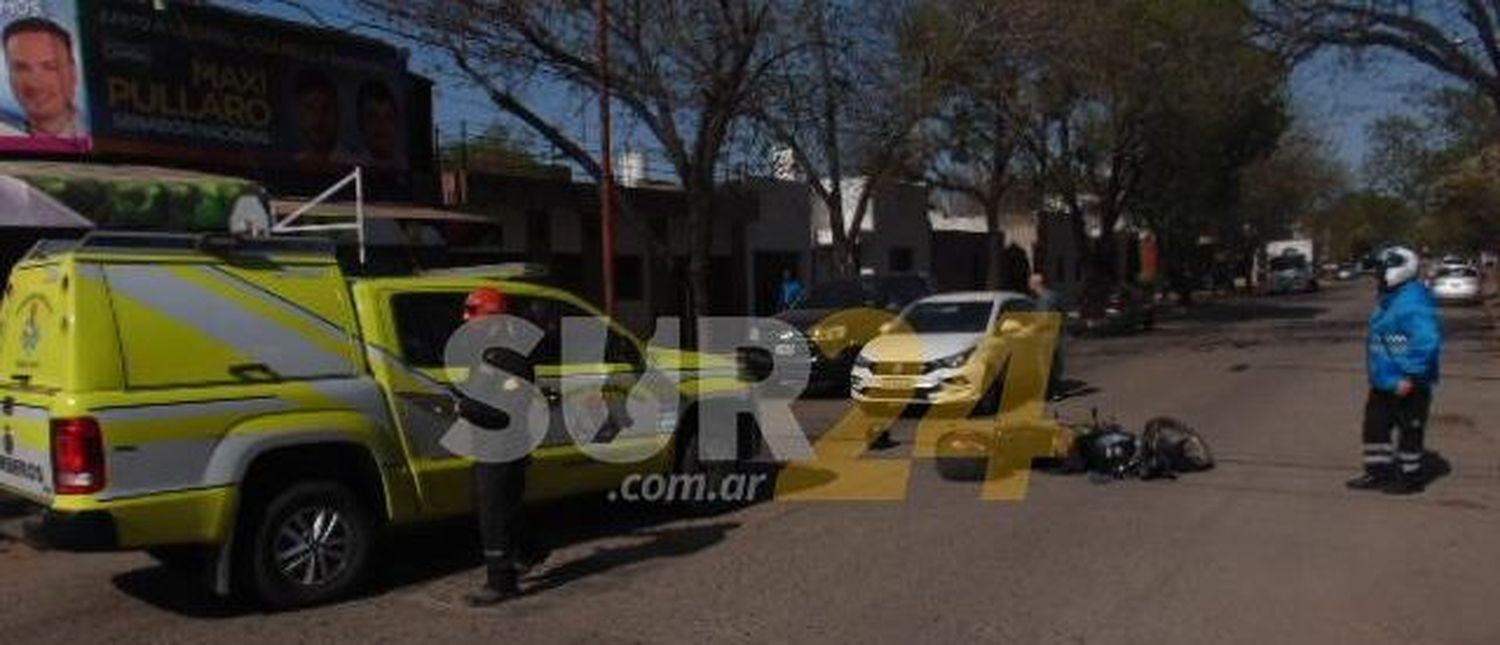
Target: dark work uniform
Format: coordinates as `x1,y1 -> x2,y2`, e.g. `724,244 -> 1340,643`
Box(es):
456,345 -> 541,591
1361,386 -> 1432,478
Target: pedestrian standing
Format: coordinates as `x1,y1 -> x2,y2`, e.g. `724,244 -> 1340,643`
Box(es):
1346,246 -> 1445,495
1029,273 -> 1065,401
779,270 -> 804,311
456,287 -> 550,606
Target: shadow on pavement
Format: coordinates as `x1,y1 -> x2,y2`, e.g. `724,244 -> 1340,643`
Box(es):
110,491 -> 757,616
1170,299 -> 1327,324
111,567 -> 245,619
1420,451 -> 1453,488
375,492 -> 754,594
1053,378 -> 1099,401
523,521 -> 736,594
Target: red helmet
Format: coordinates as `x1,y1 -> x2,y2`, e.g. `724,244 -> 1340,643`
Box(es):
463,287 -> 507,321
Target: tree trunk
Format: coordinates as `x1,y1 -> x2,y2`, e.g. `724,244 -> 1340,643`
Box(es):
825,190 -> 858,281
1096,210 -> 1119,283
984,200 -> 1006,289
684,180 -> 714,348
831,238 -> 858,279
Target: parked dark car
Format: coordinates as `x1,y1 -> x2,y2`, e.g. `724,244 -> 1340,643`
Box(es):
1067,282 -> 1156,335
767,274 -> 933,393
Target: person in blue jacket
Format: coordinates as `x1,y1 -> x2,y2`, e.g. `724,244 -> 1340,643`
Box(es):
778,269 -> 804,311
1347,246 -> 1444,495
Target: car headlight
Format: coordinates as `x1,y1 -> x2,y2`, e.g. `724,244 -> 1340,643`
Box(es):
924,348 -> 974,372
809,325 -> 847,342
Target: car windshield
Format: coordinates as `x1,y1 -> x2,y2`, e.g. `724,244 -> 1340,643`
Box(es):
897,301 -> 994,334
795,280 -> 875,309
1437,268 -> 1478,278
879,276 -> 930,307
795,276 -> 928,310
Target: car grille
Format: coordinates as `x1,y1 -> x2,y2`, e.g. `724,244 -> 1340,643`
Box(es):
859,386 -> 931,400
871,362 -> 925,376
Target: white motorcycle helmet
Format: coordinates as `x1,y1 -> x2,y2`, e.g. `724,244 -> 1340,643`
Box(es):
1378,246 -> 1420,292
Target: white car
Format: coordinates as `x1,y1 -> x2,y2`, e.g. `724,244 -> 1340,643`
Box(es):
1438,255 -> 1472,270
1430,255 -> 1474,279
1430,267 -> 1482,305
850,291 -> 1050,410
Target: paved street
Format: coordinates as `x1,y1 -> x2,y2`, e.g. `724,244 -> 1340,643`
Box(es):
3,280 -> 1498,644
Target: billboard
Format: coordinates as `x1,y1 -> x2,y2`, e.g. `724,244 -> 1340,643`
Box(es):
78,0 -> 410,171
0,0 -> 91,153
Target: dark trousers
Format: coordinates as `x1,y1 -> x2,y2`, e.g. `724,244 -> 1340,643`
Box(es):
1361,387 -> 1431,478
473,455 -> 532,588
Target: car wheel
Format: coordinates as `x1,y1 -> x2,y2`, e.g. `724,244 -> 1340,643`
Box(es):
240,481 -> 373,609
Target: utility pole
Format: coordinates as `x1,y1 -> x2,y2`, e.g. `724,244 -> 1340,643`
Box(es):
597,0 -> 617,316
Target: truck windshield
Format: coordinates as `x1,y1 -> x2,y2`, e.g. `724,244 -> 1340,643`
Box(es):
1269,256 -> 1307,271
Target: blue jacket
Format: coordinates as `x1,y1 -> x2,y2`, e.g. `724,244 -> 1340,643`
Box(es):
1367,281 -> 1443,392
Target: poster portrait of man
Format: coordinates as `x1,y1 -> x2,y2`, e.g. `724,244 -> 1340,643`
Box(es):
1,6 -> 89,151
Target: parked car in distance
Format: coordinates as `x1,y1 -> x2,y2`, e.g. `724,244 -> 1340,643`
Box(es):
1438,254 -> 1473,270
1067,282 -> 1156,335
1335,262 -> 1359,281
1266,251 -> 1318,294
769,274 -> 932,392
1429,266 -> 1482,305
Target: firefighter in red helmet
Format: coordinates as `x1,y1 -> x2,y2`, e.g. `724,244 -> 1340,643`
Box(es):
456,287 -> 550,605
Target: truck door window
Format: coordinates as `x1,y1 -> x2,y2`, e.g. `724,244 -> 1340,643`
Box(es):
390,293 -> 633,369
390,292 -> 467,368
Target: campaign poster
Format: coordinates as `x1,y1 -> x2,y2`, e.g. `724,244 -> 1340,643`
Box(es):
81,0 -> 409,171
0,0 -> 91,153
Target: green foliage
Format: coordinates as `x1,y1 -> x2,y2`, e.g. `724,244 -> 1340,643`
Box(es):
1417,147 -> 1500,254
1311,191 -> 1416,261
1360,87 -> 1499,254
17,174 -> 257,231
1093,0 -> 1292,271
439,123 -> 550,175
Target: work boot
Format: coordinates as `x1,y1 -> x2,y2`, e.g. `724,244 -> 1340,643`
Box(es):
1344,473 -> 1388,491
464,583 -> 522,607
465,566 -> 522,607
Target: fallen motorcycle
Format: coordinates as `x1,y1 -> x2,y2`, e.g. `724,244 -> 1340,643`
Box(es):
933,410 -> 1214,482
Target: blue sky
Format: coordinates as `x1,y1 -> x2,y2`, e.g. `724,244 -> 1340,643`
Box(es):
241,0 -> 1449,181
1289,48 -> 1444,174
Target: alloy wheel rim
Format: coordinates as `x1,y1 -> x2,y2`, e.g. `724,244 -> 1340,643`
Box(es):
273,506 -> 351,587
